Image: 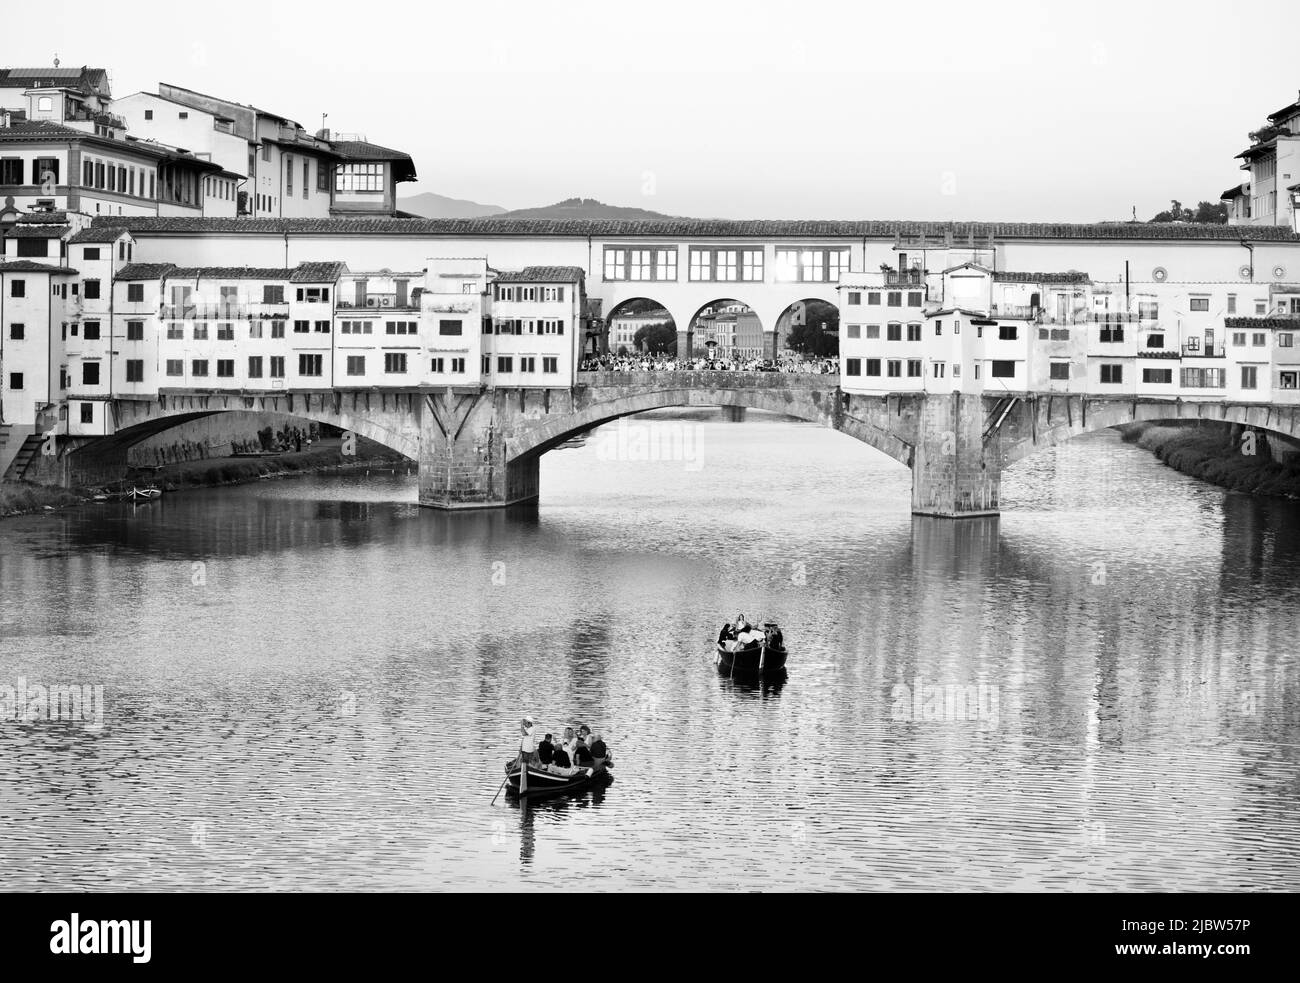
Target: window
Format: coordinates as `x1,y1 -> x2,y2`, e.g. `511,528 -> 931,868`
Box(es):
8,372 -> 22,390
543,357 -> 557,374
8,323 -> 23,340
1142,368 -> 1173,384
933,363 -> 945,378
191,359 -> 208,377
298,354 -> 323,377
294,320 -> 310,333
687,247 -> 762,282
217,323 -> 234,340
906,359 -> 922,378
867,292 -> 880,306
452,358 -> 465,374
126,321 -> 144,340
1049,363 -> 1070,381
886,360 -> 901,378
1189,297 -> 1209,312
1227,295 -> 1237,314
127,283 -> 144,302
315,320 -> 330,333
193,323 -> 209,340
431,357 -> 444,374
845,358 -> 862,377
84,248 -> 101,261
519,356 -> 536,373
1280,333 -> 1294,348
347,356 -> 366,376
438,319 -> 463,336
1138,301 -> 1158,320
0,158 -> 23,185
84,280 -> 101,300
1241,366 -> 1258,390
269,356 -> 285,378
935,322 -> 943,336
263,285 -> 285,304
286,154 -> 294,196
83,321 -> 101,340
167,322 -> 183,339
865,325 -> 880,339
271,320 -> 285,338
335,162 -> 385,192
1100,364 -> 1123,384
80,403 -> 93,424
16,239 -> 47,258
998,324 -> 1017,341
297,287 -> 329,303
497,356 -> 513,373
773,248 -> 849,282
908,292 -> 923,307
887,292 -> 902,307
991,360 -> 1016,379
1146,333 -> 1165,349
262,143 -> 271,162
906,323 -> 921,342
216,359 -> 235,378
886,323 -> 902,341
482,356 -> 491,374
248,356 -> 264,378
161,359 -> 182,378
386,320 -> 416,335
1252,333 -> 1267,347
847,292 -> 861,306
865,358 -> 881,376
846,324 -> 861,339
317,162 -> 330,191
1280,371 -> 1298,389
1232,331 -> 1246,346
384,352 -> 407,374
11,280 -> 26,298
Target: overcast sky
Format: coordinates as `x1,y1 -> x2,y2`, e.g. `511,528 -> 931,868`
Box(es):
7,0 -> 1299,221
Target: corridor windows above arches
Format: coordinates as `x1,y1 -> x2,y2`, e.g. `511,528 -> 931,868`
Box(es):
774,248 -> 849,283
603,247 -> 677,281
688,248 -> 763,282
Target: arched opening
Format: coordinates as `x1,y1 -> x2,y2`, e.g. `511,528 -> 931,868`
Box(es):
774,298 -> 839,359
605,298 -> 676,356
687,299 -> 763,362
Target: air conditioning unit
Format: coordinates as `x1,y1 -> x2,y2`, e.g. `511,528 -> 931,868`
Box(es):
380,297 -> 393,307
366,298 -> 378,308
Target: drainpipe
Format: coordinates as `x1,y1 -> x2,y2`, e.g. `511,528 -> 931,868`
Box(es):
1239,240 -> 1254,282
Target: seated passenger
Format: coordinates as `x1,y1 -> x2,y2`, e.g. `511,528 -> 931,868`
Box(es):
574,737 -> 596,769
537,733 -> 554,766
590,734 -> 611,771
548,743 -> 580,777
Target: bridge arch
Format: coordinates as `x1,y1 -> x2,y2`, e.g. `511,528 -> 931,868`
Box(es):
997,397 -> 1300,469
506,375 -> 914,469
773,297 -> 840,358
605,297 -> 677,355
686,298 -> 764,360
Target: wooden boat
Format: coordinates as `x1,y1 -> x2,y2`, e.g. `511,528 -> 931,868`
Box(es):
503,759 -> 610,798
128,486 -> 163,501
715,622 -> 787,675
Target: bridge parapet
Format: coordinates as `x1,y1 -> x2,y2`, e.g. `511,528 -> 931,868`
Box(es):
576,370 -> 839,391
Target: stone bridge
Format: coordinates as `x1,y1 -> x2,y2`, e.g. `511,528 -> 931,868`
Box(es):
41,373 -> 1300,517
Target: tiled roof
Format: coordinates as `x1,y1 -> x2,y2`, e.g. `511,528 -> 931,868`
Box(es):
0,67 -> 109,96
992,271 -> 1090,283
114,263 -> 177,280
0,121 -> 220,169
68,227 -> 129,243
168,267 -> 297,280
0,260 -> 78,274
1225,317 -> 1300,329
89,216 -> 1300,241
3,224 -> 68,238
290,261 -> 346,282
1267,96 -> 1300,124
496,265 -> 586,284
1221,185 -> 1249,200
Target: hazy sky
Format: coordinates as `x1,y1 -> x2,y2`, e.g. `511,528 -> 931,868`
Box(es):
6,0 -> 1299,221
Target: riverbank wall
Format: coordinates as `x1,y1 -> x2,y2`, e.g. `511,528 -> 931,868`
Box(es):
1118,421 -> 1300,498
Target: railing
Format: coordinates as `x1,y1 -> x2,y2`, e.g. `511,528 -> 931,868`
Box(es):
161,304 -> 289,320
992,304 -> 1039,320
883,270 -> 926,286
337,298 -> 419,312
1181,345 -> 1225,358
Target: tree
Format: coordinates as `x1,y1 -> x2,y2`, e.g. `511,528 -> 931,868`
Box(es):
634,321 -> 677,354
1149,198 -> 1225,224
784,300 -> 840,356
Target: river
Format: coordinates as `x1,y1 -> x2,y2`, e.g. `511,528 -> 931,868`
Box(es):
1,410 -> 1298,891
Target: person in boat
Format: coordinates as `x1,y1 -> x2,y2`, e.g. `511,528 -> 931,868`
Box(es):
590,733 -> 611,772
734,620 -> 765,649
517,716 -> 538,771
561,726 -> 577,760
573,735 -> 596,770
547,740 -> 580,777
537,733 -> 555,766
718,622 -> 737,645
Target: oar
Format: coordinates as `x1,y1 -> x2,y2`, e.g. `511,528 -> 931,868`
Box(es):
490,772 -> 509,806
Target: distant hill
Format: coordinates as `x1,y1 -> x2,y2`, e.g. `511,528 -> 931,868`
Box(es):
396,191 -> 506,219
493,197 -> 677,221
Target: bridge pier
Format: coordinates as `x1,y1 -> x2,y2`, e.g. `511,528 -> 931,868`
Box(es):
417,390 -> 540,509
910,393 -> 1001,518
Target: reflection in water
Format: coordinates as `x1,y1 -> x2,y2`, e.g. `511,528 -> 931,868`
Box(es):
1,418 -> 1298,891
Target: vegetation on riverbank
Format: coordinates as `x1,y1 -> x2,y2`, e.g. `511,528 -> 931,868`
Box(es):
0,481 -> 93,516
1,437 -> 410,518
1119,422 -> 1300,498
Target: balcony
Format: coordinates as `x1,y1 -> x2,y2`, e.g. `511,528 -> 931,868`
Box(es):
882,269 -> 926,286
337,294 -> 419,312
992,304 -> 1040,320
161,304 -> 289,320
1181,343 -> 1225,359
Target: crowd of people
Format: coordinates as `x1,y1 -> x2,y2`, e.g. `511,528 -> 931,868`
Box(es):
516,717 -> 612,778
580,353 -> 838,375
